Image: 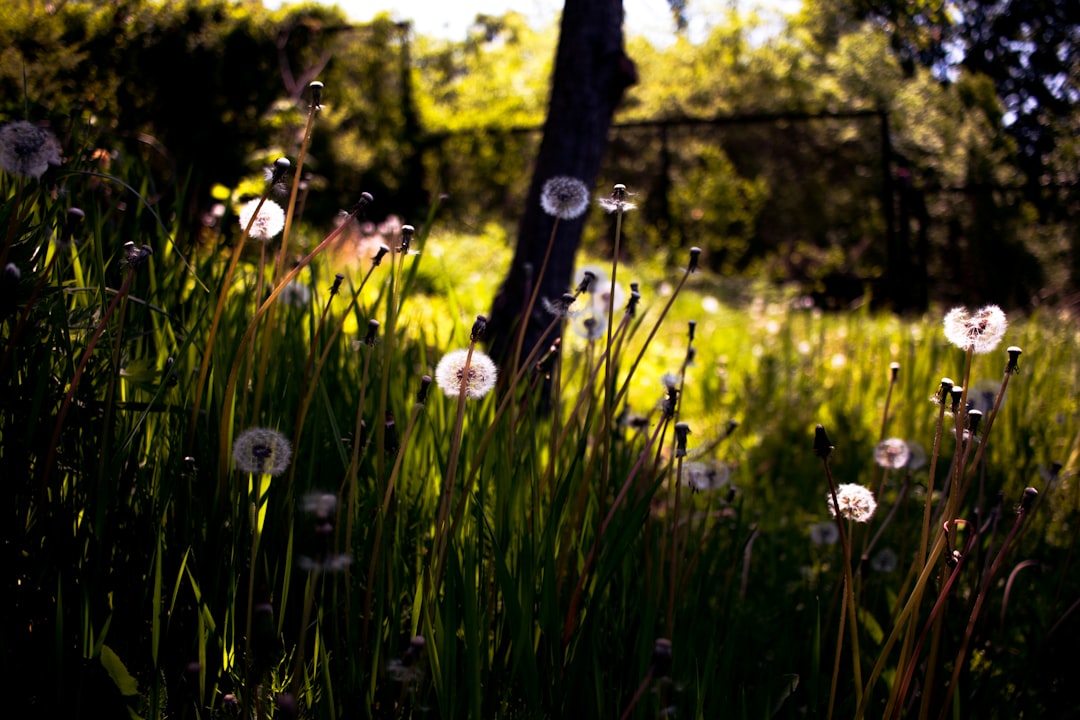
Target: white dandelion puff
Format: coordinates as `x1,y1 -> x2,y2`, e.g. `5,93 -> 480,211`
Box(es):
827,483 -> 877,523
540,176 -> 589,220
434,349 -> 498,399
238,198 -> 286,241
943,305 -> 1007,354
232,427 -> 293,476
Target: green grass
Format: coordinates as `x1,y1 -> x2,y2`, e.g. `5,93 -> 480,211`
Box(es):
2,108 -> 1079,720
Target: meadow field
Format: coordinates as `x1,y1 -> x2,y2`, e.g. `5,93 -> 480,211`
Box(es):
2,94 -> 1079,719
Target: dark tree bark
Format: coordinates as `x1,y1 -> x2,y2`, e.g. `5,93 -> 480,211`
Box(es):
485,0 -> 636,370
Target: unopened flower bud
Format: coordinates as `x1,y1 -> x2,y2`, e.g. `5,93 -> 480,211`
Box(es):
950,386 -> 964,414
363,319 -> 380,346
576,270 -> 596,294
400,224 -> 415,254
814,424 -> 834,459
271,157 -> 291,184
416,375 -> 432,404
1020,486 -> 1038,512
1006,346 -> 1022,374
688,246 -> 702,273
372,245 -> 390,266
674,422 -> 691,457
966,409 -> 983,434
471,314 -> 488,342
309,81 -> 324,108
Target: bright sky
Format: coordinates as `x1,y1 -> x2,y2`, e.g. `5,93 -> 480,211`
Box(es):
264,0 -> 802,45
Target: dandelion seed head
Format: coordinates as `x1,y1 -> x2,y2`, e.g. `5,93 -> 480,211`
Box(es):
434,348 -> 498,399
0,120 -> 62,179
905,441 -> 927,470
302,492 -> 337,518
874,438 -> 911,469
541,293 -> 586,318
597,183 -> 637,213
232,427 -> 293,476
572,312 -> 607,341
680,461 -> 729,491
809,520 -> 840,545
540,176 -> 589,220
278,281 -> 311,308
943,304 -> 1007,354
828,483 -> 877,523
238,198 -> 286,241
870,547 -> 899,573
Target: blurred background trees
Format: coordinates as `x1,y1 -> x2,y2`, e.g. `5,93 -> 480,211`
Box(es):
3,0 -> 1077,310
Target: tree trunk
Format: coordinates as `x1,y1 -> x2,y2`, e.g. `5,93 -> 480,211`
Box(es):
485,0 -> 636,370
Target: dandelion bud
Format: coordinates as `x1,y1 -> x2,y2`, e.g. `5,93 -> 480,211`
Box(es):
271,157 -> 291,184
674,422 -> 691,457
652,638 -> 673,676
372,244 -> 390,266
123,241 -> 154,269
688,246 -> 702,273
355,191 -> 374,211
576,270 -> 596,294
60,207 -> 85,248
1020,486 -> 1038,513
813,424 -> 833,459
3,262 -> 20,282
950,385 -> 964,414
966,409 -> 983,434
363,319 -> 380,346
471,314 -> 488,342
1006,345 -> 1022,374
687,320 -> 697,344
626,289 -> 641,317
934,377 -> 954,406
330,273 -> 345,296
308,80 -> 324,109
725,419 -> 739,437
662,384 -> 678,418
400,224 -> 415,253
630,282 -> 639,294
889,361 -> 900,382
416,375 -> 432,404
